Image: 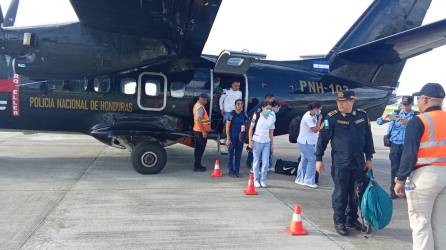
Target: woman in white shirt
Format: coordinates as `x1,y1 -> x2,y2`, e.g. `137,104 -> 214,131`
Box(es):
295,102 -> 322,188
248,102 -> 276,188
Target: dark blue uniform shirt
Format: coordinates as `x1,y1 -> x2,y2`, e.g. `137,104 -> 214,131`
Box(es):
316,109 -> 375,169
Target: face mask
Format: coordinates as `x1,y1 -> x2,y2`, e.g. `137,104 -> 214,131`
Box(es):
263,110 -> 273,116
315,111 -> 321,116
273,107 -> 280,113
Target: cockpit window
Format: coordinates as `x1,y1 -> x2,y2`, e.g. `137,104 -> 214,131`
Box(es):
94,75 -> 111,93
120,78 -> 137,95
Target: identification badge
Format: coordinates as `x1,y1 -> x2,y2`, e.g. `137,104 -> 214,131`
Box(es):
241,125 -> 245,132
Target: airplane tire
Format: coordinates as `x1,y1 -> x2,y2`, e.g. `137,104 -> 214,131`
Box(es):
131,142 -> 167,175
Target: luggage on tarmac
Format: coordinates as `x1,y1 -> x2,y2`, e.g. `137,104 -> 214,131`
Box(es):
360,170 -> 393,230
275,159 -> 298,176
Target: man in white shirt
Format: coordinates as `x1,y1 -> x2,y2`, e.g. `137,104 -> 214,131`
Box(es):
295,102 -> 322,188
248,102 -> 276,188
219,81 -> 242,124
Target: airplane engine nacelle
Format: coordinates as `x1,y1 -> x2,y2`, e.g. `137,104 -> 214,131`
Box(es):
2,23 -> 173,79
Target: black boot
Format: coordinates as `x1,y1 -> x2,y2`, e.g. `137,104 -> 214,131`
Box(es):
335,224 -> 349,236
346,219 -> 364,232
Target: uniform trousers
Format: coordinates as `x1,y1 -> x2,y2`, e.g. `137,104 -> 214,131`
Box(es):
193,131 -> 208,168
389,143 -> 404,194
331,164 -> 368,225
406,166 -> 446,250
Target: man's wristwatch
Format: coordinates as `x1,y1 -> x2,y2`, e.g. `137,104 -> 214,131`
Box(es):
394,177 -> 405,184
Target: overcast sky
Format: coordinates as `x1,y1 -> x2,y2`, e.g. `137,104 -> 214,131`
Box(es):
0,0 -> 445,95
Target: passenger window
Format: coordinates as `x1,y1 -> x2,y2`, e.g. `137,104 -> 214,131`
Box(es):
170,81 -> 185,98
62,78 -> 88,92
120,78 -> 136,95
138,73 -> 166,110
94,75 -> 111,93
145,81 -> 160,96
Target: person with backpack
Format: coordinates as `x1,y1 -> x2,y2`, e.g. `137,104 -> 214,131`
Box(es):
376,96 -> 417,199
246,93 -> 275,168
248,101 -> 276,188
316,90 -> 375,236
295,102 -> 322,188
225,99 -> 248,177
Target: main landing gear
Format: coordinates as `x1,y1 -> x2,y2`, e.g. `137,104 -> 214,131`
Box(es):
131,142 -> 167,175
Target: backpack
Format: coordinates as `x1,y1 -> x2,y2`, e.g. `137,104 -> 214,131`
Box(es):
360,170 -> 393,230
244,110 -> 261,144
288,116 -> 302,143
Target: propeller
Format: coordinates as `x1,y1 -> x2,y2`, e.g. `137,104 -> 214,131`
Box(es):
4,0 -> 20,27
0,0 -> 20,82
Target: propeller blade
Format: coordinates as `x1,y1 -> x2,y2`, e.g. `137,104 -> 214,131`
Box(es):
0,4 -> 4,25
4,0 -> 19,27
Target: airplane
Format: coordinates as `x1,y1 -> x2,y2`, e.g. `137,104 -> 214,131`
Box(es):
0,0 -> 445,175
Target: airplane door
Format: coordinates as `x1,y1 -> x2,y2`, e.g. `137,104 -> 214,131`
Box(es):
137,72 -> 167,111
213,50 -> 266,75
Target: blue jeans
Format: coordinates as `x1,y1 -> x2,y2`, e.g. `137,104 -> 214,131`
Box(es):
228,137 -> 244,174
295,143 -> 316,185
247,143 -> 273,168
253,141 -> 271,183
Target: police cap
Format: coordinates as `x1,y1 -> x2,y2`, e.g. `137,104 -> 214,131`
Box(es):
401,96 -> 414,105
336,90 -> 356,101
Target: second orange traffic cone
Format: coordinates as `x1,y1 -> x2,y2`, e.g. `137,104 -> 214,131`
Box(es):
287,204 -> 308,236
211,160 -> 223,177
244,173 -> 258,195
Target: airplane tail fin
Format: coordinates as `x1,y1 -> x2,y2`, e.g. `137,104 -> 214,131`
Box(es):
326,0 -> 432,87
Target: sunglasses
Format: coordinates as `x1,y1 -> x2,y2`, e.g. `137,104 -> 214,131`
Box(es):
416,96 -> 431,100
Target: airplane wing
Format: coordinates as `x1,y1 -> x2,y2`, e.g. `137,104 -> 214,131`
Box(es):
69,0 -> 222,58
336,18 -> 446,64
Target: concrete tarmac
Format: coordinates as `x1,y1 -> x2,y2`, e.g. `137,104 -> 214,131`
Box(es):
0,123 -> 412,250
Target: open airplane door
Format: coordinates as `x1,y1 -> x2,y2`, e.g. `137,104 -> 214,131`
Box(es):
213,50 -> 266,75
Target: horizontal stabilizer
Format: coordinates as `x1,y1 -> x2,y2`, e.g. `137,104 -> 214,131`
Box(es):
337,18 -> 446,64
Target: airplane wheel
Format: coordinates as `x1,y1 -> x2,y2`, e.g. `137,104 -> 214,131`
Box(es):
131,142 -> 167,175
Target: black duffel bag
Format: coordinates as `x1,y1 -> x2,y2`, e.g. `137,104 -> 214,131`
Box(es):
275,158 -> 299,176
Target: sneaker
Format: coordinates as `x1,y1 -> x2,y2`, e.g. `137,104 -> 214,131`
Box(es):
305,183 -> 319,189
268,167 -> 274,172
260,182 -> 268,188
294,180 -> 305,186
254,181 -> 261,188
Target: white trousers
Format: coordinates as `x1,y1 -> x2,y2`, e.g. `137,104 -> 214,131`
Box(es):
406,166 -> 446,250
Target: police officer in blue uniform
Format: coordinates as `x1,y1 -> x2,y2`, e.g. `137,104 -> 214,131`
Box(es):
377,96 -> 417,199
316,90 -> 375,236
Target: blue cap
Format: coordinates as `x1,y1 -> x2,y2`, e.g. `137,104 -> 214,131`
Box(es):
412,83 -> 445,98
199,93 -> 210,100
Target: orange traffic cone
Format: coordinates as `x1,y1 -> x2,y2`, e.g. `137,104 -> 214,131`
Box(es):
244,173 -> 258,195
287,204 -> 308,236
211,160 -> 223,177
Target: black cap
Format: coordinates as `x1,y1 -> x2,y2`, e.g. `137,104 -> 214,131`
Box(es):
412,83 -> 445,98
199,93 -> 209,100
337,90 -> 356,100
401,96 -> 414,105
